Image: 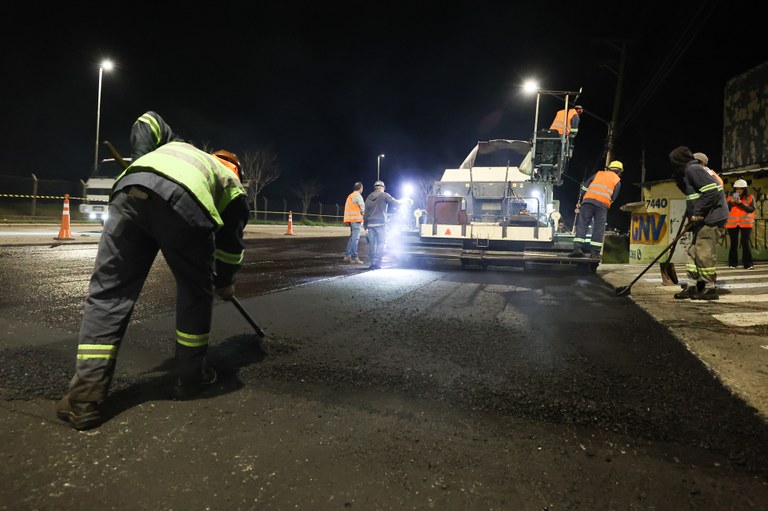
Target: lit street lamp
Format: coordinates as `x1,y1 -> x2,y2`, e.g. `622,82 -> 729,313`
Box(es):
377,153 -> 385,181
94,59 -> 114,174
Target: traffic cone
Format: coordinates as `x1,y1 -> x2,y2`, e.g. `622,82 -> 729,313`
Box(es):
54,194 -> 75,241
285,210 -> 295,235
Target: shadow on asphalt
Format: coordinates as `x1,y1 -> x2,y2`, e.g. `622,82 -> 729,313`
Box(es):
103,334 -> 267,421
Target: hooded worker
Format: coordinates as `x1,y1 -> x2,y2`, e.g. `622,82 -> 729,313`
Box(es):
668,145 -> 728,300
568,160 -> 623,259
130,111 -> 182,160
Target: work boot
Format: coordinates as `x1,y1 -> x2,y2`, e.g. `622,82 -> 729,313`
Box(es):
173,366 -> 218,400
56,395 -> 103,430
351,258 -> 363,264
567,249 -> 585,258
674,286 -> 696,299
342,255 -> 351,263
692,288 -> 719,300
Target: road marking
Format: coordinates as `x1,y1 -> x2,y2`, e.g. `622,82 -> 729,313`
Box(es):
717,294 -> 768,303
712,312 -> 768,327
0,231 -> 60,236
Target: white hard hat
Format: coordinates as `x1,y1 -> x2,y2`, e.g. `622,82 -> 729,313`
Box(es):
733,179 -> 748,188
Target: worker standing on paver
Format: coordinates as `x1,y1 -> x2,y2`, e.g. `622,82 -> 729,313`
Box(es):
56,113 -> 250,430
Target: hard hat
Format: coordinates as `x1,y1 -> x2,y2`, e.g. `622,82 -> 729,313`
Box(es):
733,179 -> 748,188
607,160 -> 624,172
373,180 -> 385,188
212,149 -> 241,179
574,105 -> 583,110
692,152 -> 709,165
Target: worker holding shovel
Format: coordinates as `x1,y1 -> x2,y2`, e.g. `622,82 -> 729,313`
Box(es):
669,146 -> 729,300
56,112 -> 251,430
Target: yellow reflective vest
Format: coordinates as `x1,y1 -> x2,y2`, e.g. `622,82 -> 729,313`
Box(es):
116,142 -> 246,229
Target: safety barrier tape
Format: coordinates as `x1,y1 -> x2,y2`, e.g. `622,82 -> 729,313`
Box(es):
1,195 -> 351,220
0,193 -> 108,202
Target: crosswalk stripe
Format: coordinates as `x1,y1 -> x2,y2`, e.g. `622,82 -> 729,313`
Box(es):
712,312 -> 768,327
717,294 -> 768,303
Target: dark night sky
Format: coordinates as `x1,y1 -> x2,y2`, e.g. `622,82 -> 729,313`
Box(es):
2,1 -> 763,228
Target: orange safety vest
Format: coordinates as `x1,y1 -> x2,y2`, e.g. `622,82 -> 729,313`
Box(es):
343,191 -> 363,224
726,194 -> 755,229
549,109 -> 578,135
703,166 -> 723,186
583,170 -> 621,208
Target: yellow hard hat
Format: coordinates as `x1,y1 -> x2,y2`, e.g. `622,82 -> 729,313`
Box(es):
607,160 -> 624,172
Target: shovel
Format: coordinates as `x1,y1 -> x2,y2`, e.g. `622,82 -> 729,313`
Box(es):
231,296 -> 266,338
659,217 -> 688,285
615,220 -> 692,297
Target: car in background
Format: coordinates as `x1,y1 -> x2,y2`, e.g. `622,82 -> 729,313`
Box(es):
79,158 -> 130,224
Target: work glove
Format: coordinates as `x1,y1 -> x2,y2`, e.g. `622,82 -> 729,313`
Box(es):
689,215 -> 704,224
216,284 -> 235,301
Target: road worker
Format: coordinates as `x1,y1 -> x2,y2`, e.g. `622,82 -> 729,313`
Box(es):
363,180 -> 411,270
56,113 -> 250,430
726,178 -> 755,269
569,160 -> 623,259
669,145 -> 729,300
342,181 -> 365,264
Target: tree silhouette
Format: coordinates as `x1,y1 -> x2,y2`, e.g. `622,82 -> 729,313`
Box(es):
292,179 -> 322,219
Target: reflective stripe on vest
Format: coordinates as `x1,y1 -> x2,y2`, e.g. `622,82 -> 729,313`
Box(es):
116,142 -> 245,228
344,192 -> 363,223
549,109 -> 578,135
706,168 -> 723,187
583,170 -> 620,207
726,194 -> 755,228
135,112 -> 163,145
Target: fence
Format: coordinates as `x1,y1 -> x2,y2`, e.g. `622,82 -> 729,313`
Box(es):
0,174 -> 345,224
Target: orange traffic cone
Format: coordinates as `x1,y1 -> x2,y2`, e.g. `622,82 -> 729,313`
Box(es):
54,194 -> 75,241
285,210 -> 295,235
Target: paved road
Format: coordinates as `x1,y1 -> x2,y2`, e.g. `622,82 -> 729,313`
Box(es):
2,223 -> 766,421
2,224 -> 768,509
599,262 -> 768,422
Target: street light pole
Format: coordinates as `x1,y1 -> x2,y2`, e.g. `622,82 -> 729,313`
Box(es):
94,59 -> 114,174
377,153 -> 385,181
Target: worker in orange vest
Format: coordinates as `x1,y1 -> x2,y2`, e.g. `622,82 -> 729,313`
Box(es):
550,105 -> 582,158
343,181 -> 365,264
726,179 -> 755,269
568,160 -> 623,259
549,105 -> 582,136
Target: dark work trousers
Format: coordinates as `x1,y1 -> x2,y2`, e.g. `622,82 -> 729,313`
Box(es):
67,187 -> 215,403
573,202 -> 608,255
727,226 -> 753,268
685,222 -> 724,284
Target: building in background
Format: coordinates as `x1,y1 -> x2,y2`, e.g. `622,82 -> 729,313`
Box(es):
624,61 -> 768,265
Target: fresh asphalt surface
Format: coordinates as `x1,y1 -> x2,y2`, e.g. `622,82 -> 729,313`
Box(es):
1,222 -> 767,509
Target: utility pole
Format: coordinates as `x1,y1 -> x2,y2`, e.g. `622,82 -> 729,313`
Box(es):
596,40 -> 628,166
